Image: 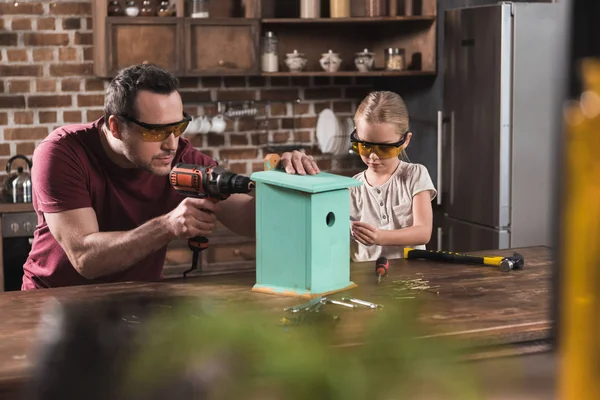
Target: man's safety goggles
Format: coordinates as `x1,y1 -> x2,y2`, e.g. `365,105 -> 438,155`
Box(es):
350,129 -> 407,159
121,113 -> 192,142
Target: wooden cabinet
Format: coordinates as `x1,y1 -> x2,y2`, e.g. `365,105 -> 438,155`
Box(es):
93,0 -> 437,78
185,19 -> 259,76
106,17 -> 184,76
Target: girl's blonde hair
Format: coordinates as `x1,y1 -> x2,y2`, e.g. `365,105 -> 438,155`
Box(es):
354,91 -> 411,161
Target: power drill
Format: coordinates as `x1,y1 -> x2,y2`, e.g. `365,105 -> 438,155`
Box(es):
169,163 -> 255,278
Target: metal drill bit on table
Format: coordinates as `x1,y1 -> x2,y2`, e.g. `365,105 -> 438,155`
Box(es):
326,299 -> 357,309
341,297 -> 382,309
283,296 -> 325,313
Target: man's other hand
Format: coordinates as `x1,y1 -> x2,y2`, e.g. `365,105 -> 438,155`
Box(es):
280,150 -> 320,175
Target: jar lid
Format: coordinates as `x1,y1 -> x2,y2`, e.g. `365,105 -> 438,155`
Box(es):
386,48 -> 405,55
286,49 -> 304,57
265,31 -> 276,37
322,49 -> 338,56
356,48 -> 373,55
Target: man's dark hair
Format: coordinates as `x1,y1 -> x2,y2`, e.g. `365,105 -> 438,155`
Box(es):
104,64 -> 180,121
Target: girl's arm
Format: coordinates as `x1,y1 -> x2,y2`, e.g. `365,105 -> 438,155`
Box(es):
378,191 -> 433,246
351,191 -> 433,246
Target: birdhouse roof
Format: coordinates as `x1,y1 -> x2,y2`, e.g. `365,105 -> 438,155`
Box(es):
250,171 -> 362,193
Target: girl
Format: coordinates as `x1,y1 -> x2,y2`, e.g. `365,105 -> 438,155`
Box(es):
349,91 -> 437,262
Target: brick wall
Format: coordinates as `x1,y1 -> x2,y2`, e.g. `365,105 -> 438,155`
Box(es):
0,0 -> 373,176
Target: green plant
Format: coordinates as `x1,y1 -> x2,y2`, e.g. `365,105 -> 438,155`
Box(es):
123,297 -> 482,400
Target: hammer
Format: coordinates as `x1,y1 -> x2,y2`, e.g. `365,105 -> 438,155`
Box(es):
403,248 -> 525,272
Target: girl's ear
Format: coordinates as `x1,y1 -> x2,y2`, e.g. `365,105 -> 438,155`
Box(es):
403,131 -> 413,149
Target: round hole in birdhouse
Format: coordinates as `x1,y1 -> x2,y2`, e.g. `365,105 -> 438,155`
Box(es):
326,212 -> 335,227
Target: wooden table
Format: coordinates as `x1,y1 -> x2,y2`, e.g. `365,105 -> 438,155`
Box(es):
0,246 -> 553,397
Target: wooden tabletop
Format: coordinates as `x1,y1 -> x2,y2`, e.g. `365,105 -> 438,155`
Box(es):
0,246 -> 553,388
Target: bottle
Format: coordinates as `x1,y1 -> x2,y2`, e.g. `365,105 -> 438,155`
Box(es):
389,0 -> 397,16
300,0 -> 320,18
404,0 -> 413,16
261,31 -> 279,73
191,0 -> 209,18
330,0 -> 350,18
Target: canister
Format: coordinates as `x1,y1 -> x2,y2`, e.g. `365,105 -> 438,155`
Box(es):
330,0 -> 350,18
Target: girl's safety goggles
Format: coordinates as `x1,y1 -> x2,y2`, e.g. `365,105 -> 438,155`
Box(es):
350,129 -> 407,159
121,112 -> 192,142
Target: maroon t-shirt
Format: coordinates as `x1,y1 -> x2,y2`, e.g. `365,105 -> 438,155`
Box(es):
22,117 -> 215,290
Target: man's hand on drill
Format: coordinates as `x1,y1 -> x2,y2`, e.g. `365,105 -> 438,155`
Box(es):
280,150 -> 320,175
163,198 -> 220,239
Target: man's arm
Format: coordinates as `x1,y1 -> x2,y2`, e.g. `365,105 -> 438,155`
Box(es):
45,208 -> 174,279
215,194 -> 256,238
45,197 -> 218,280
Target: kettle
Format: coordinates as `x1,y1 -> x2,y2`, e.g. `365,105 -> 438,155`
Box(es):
4,155 -> 32,203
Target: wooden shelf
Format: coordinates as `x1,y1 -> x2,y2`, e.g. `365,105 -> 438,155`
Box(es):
106,16 -> 179,23
104,16 -> 434,24
261,16 -> 436,24
262,70 -> 435,77
106,16 -> 259,23
93,0 -> 438,78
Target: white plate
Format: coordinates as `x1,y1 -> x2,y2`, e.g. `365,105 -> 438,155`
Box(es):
345,117 -> 354,153
333,116 -> 343,155
316,108 -> 339,154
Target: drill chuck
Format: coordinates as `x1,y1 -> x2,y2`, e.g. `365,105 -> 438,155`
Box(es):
228,173 -> 255,195
170,163 -> 255,200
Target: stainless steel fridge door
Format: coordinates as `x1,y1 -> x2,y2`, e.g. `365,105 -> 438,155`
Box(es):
443,4 -> 512,229
442,215 -> 510,253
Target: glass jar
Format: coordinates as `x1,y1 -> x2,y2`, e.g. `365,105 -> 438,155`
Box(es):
191,0 -> 209,18
365,0 -> 383,17
140,0 -> 155,16
385,48 -> 405,71
300,0 -> 320,18
125,0 -> 140,17
261,31 -> 279,73
107,0 -> 123,16
330,0 -> 350,18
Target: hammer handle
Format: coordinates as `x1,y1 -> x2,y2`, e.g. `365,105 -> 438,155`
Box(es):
404,248 -> 504,267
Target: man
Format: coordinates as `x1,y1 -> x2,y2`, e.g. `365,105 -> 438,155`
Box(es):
22,63 -> 319,290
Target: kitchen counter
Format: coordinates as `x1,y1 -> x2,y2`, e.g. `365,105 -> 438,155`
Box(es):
0,246 -> 553,396
0,203 -> 34,213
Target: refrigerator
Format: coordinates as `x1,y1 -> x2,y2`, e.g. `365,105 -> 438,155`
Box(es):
437,1 -> 569,252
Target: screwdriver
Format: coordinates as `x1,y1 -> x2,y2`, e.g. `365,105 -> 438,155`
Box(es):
375,256 -> 389,283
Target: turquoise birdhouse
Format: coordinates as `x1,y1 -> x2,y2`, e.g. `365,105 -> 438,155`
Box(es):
250,170 -> 362,298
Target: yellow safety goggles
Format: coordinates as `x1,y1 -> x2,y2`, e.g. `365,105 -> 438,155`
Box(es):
121,112 -> 191,142
350,129 -> 407,159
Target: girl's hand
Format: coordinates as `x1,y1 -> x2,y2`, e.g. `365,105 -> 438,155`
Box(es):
351,221 -> 380,246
